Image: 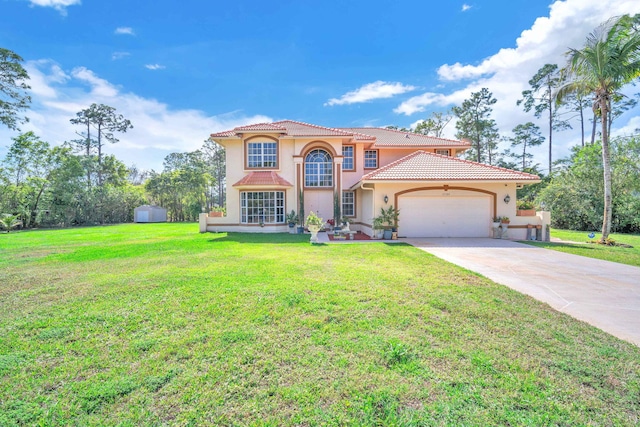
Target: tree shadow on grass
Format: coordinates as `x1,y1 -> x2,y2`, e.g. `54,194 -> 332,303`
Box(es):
206,232 -> 312,244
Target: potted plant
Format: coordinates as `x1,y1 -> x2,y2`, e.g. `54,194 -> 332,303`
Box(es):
516,200 -> 536,216
492,216 -> 502,239
500,216 -> 510,236
286,210 -> 298,234
378,206 -> 399,240
305,211 -> 324,243
372,216 -> 384,239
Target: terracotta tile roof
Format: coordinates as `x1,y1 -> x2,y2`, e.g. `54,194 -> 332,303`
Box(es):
273,120 -> 375,140
211,120 -> 466,146
209,129 -> 237,137
362,151 -> 540,182
340,127 -> 470,148
233,123 -> 287,132
232,171 -> 293,187
211,120 -> 375,140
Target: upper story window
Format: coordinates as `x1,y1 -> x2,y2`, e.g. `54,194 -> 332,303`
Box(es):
364,150 -> 378,169
247,141 -> 277,168
435,149 -> 450,156
342,146 -> 354,170
305,149 -> 333,187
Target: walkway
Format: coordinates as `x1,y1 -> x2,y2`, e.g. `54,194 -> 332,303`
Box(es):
405,238 -> 640,346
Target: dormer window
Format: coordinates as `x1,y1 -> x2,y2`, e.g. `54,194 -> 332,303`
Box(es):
247,141 -> 278,169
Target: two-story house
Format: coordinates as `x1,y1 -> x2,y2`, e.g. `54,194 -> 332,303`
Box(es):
199,120 -> 546,239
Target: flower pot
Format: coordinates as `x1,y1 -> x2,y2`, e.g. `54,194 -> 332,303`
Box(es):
308,224 -> 321,243
383,229 -> 392,240
492,222 -> 501,239
297,226 -> 304,234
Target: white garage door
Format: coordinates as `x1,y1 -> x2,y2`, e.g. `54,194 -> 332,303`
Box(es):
399,193 -> 491,237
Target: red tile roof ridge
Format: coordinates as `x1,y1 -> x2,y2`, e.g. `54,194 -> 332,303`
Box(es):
344,127 -> 470,146
273,120 -> 375,140
234,122 -> 287,131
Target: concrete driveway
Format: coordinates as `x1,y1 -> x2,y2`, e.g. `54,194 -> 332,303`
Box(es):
405,238 -> 640,346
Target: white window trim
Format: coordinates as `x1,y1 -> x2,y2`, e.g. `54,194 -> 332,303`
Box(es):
240,191 -> 285,224
247,141 -> 278,169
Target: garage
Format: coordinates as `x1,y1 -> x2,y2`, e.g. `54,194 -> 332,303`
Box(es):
399,190 -> 492,237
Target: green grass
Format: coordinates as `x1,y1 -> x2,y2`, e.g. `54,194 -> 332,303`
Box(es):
523,229 -> 640,267
1,223 -> 639,426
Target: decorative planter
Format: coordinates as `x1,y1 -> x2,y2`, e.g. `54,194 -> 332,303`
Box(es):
492,222 -> 501,239
308,225 -> 321,243
374,230 -> 384,239
209,211 -> 223,217
383,229 -> 392,240
297,226 -> 304,234
500,222 -> 509,239
516,209 -> 536,217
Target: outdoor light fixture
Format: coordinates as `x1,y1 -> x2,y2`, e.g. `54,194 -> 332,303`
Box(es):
384,195 -> 389,204
504,194 -> 511,204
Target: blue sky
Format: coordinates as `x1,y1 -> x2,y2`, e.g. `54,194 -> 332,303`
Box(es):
1,0 -> 639,172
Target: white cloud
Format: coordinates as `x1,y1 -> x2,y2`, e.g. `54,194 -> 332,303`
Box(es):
394,0 -> 640,173
461,4 -> 472,12
115,27 -> 135,36
394,92 -> 453,115
0,61 -> 272,171
71,67 -> 119,97
111,52 -> 131,60
145,64 -> 166,70
325,81 -> 416,106
28,0 -> 80,15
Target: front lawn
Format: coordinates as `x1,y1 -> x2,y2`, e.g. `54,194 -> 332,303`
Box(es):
1,224 -> 639,425
524,228 -> 640,267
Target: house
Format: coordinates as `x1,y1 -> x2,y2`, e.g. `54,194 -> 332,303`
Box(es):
199,120 -> 548,239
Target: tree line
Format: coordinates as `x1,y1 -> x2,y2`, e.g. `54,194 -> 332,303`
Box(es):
2,14 -> 639,237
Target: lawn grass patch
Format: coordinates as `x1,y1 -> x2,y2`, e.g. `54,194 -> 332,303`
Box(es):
523,228 -> 640,267
1,223 -> 639,425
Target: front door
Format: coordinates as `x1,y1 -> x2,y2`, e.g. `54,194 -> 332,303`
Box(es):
304,189 -> 334,223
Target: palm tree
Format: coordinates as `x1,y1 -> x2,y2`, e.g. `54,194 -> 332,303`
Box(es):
0,214 -> 22,233
558,14 -> 640,242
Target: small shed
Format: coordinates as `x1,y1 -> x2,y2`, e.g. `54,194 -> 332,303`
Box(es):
134,205 -> 167,223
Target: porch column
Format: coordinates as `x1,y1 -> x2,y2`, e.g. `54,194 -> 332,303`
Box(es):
334,157 -> 344,217
294,157 -> 303,215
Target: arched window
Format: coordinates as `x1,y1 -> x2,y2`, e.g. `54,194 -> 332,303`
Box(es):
304,149 -> 333,187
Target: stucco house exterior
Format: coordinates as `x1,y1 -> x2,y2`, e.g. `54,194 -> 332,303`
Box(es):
199,120 -> 549,240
